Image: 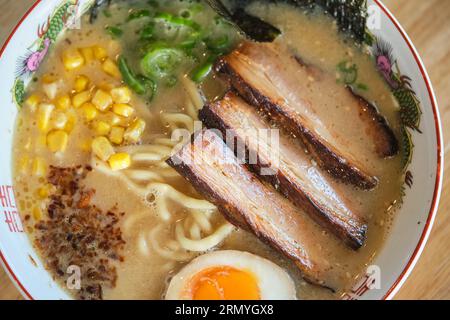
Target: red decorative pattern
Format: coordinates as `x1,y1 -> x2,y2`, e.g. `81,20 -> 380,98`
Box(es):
342,274 -> 377,300
0,185 -> 23,233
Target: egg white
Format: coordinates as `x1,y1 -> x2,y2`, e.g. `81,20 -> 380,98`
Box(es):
165,250 -> 297,300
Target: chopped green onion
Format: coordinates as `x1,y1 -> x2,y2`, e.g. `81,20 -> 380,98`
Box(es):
127,9 -> 151,22
140,23 -> 155,40
105,26 -> 123,39
190,58 -> 215,83
155,12 -> 201,31
137,75 -> 157,100
141,46 -> 184,79
337,61 -> 358,85
165,75 -> 178,88
356,83 -> 369,91
205,35 -> 231,54
118,56 -> 146,95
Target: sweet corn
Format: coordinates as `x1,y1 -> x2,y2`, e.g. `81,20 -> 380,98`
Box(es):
98,82 -> 115,92
102,58 -> 121,79
80,102 -> 98,121
108,153 -> 131,171
74,75 -> 90,92
32,158 -> 47,177
92,89 -> 113,111
94,120 -> 111,136
32,206 -> 43,221
112,103 -> 134,118
24,94 -> 41,112
109,126 -> 125,145
79,139 -> 92,152
36,185 -> 51,199
18,155 -> 30,174
104,112 -> 124,127
37,103 -> 55,132
47,130 -> 69,153
72,90 -> 91,108
93,45 -> 108,61
24,137 -> 32,150
80,47 -> 95,63
62,49 -> 85,70
43,81 -> 59,100
51,111 -> 69,129
111,86 -> 132,104
37,134 -> 47,147
41,73 -> 57,84
64,110 -> 77,133
56,94 -> 71,110
92,136 -> 115,161
124,118 -> 146,143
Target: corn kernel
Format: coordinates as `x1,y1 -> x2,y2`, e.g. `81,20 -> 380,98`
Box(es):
37,103 -> 55,132
24,94 -> 41,112
36,185 -> 51,199
98,82 -> 115,92
92,137 -> 115,161
94,120 -> 111,136
41,73 -> 57,84
62,49 -> 85,70
32,206 -> 43,221
43,81 -> 59,100
109,126 -> 125,145
124,118 -> 146,143
112,103 -> 134,118
37,134 -> 47,147
111,86 -> 132,104
80,47 -> 94,63
24,137 -> 32,150
74,75 -> 90,92
18,155 -> 31,174
32,158 -> 47,177
93,46 -> 108,61
64,110 -> 77,133
108,153 -> 131,171
80,102 -> 98,122
104,112 -> 125,127
72,90 -> 91,108
56,94 -> 72,110
102,58 -> 121,79
92,89 -> 113,111
51,111 -> 69,129
79,138 -> 92,152
47,130 -> 69,153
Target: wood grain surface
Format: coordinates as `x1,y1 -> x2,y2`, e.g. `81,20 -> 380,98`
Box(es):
0,0 -> 448,300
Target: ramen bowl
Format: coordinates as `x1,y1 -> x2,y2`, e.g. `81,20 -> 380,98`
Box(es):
0,0 -> 443,300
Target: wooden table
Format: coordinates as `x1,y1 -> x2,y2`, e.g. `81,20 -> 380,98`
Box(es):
0,0 -> 448,300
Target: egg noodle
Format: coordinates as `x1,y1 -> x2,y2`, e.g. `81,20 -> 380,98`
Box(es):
91,77 -> 235,263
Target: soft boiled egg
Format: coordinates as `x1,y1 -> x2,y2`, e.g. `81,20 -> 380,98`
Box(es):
165,250 -> 297,300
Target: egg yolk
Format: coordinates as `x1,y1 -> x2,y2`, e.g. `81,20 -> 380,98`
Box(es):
189,266 -> 260,300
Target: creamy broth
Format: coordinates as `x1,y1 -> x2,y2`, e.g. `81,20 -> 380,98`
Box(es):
13,0 -> 404,300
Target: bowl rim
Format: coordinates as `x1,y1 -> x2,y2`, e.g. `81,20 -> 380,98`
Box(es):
0,0 -> 444,300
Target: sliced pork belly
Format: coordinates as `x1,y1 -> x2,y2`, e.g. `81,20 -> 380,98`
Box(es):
199,92 -> 367,249
216,41 -> 399,190
167,129 -> 355,289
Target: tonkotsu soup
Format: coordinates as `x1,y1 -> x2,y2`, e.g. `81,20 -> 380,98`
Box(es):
13,0 -> 406,300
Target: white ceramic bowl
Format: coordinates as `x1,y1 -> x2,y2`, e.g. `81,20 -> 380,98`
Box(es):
0,0 -> 443,300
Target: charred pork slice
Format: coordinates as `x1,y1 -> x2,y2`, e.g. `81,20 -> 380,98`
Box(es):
216,42 -> 398,189
167,129 -> 353,289
200,93 -> 367,249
